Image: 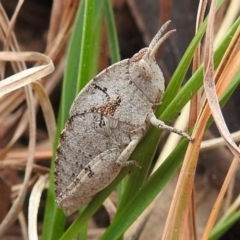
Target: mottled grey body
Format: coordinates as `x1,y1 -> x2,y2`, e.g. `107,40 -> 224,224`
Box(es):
55,21 -> 192,216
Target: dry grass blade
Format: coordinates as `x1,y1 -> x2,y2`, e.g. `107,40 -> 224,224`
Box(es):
190,0 -> 208,126
161,1 -> 240,239
2,140 -> 51,174
201,157 -> 239,239
18,211 -> 28,240
31,81 -> 56,146
103,198 -> 117,223
0,0 -> 24,78
45,0 -> 79,58
0,52 -> 54,98
28,174 -> 49,240
0,51 -> 55,154
214,0 -> 240,45
201,130 -> 240,151
0,3 -> 56,237
217,193 -> 240,227
0,83 -> 35,237
0,109 -> 30,156
201,24 -> 240,239
203,0 -> 240,161
187,1 -> 208,238
0,1 -> 59,153
0,3 -> 25,71
161,2 -> 211,238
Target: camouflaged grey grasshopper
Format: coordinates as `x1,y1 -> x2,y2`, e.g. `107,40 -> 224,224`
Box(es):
54,20 -> 193,216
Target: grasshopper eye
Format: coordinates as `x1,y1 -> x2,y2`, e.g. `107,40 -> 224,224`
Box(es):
138,59 -> 152,81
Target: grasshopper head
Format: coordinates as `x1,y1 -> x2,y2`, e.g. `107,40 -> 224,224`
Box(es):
129,21 -> 175,105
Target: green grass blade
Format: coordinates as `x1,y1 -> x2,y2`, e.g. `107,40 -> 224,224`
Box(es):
60,2 -> 85,122
77,0 -> 95,91
118,6 -> 238,211
100,60 -> 240,240
209,209 -> 240,240
116,7 -> 208,210
42,1 -> 85,238
77,220 -> 88,240
42,0 -> 104,239
104,0 -> 120,63
100,18 -> 240,239
103,0 -> 128,204
59,167 -> 130,240
100,139 -> 190,240
116,18 -> 206,212
157,0 -> 224,115
100,71 -> 240,240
